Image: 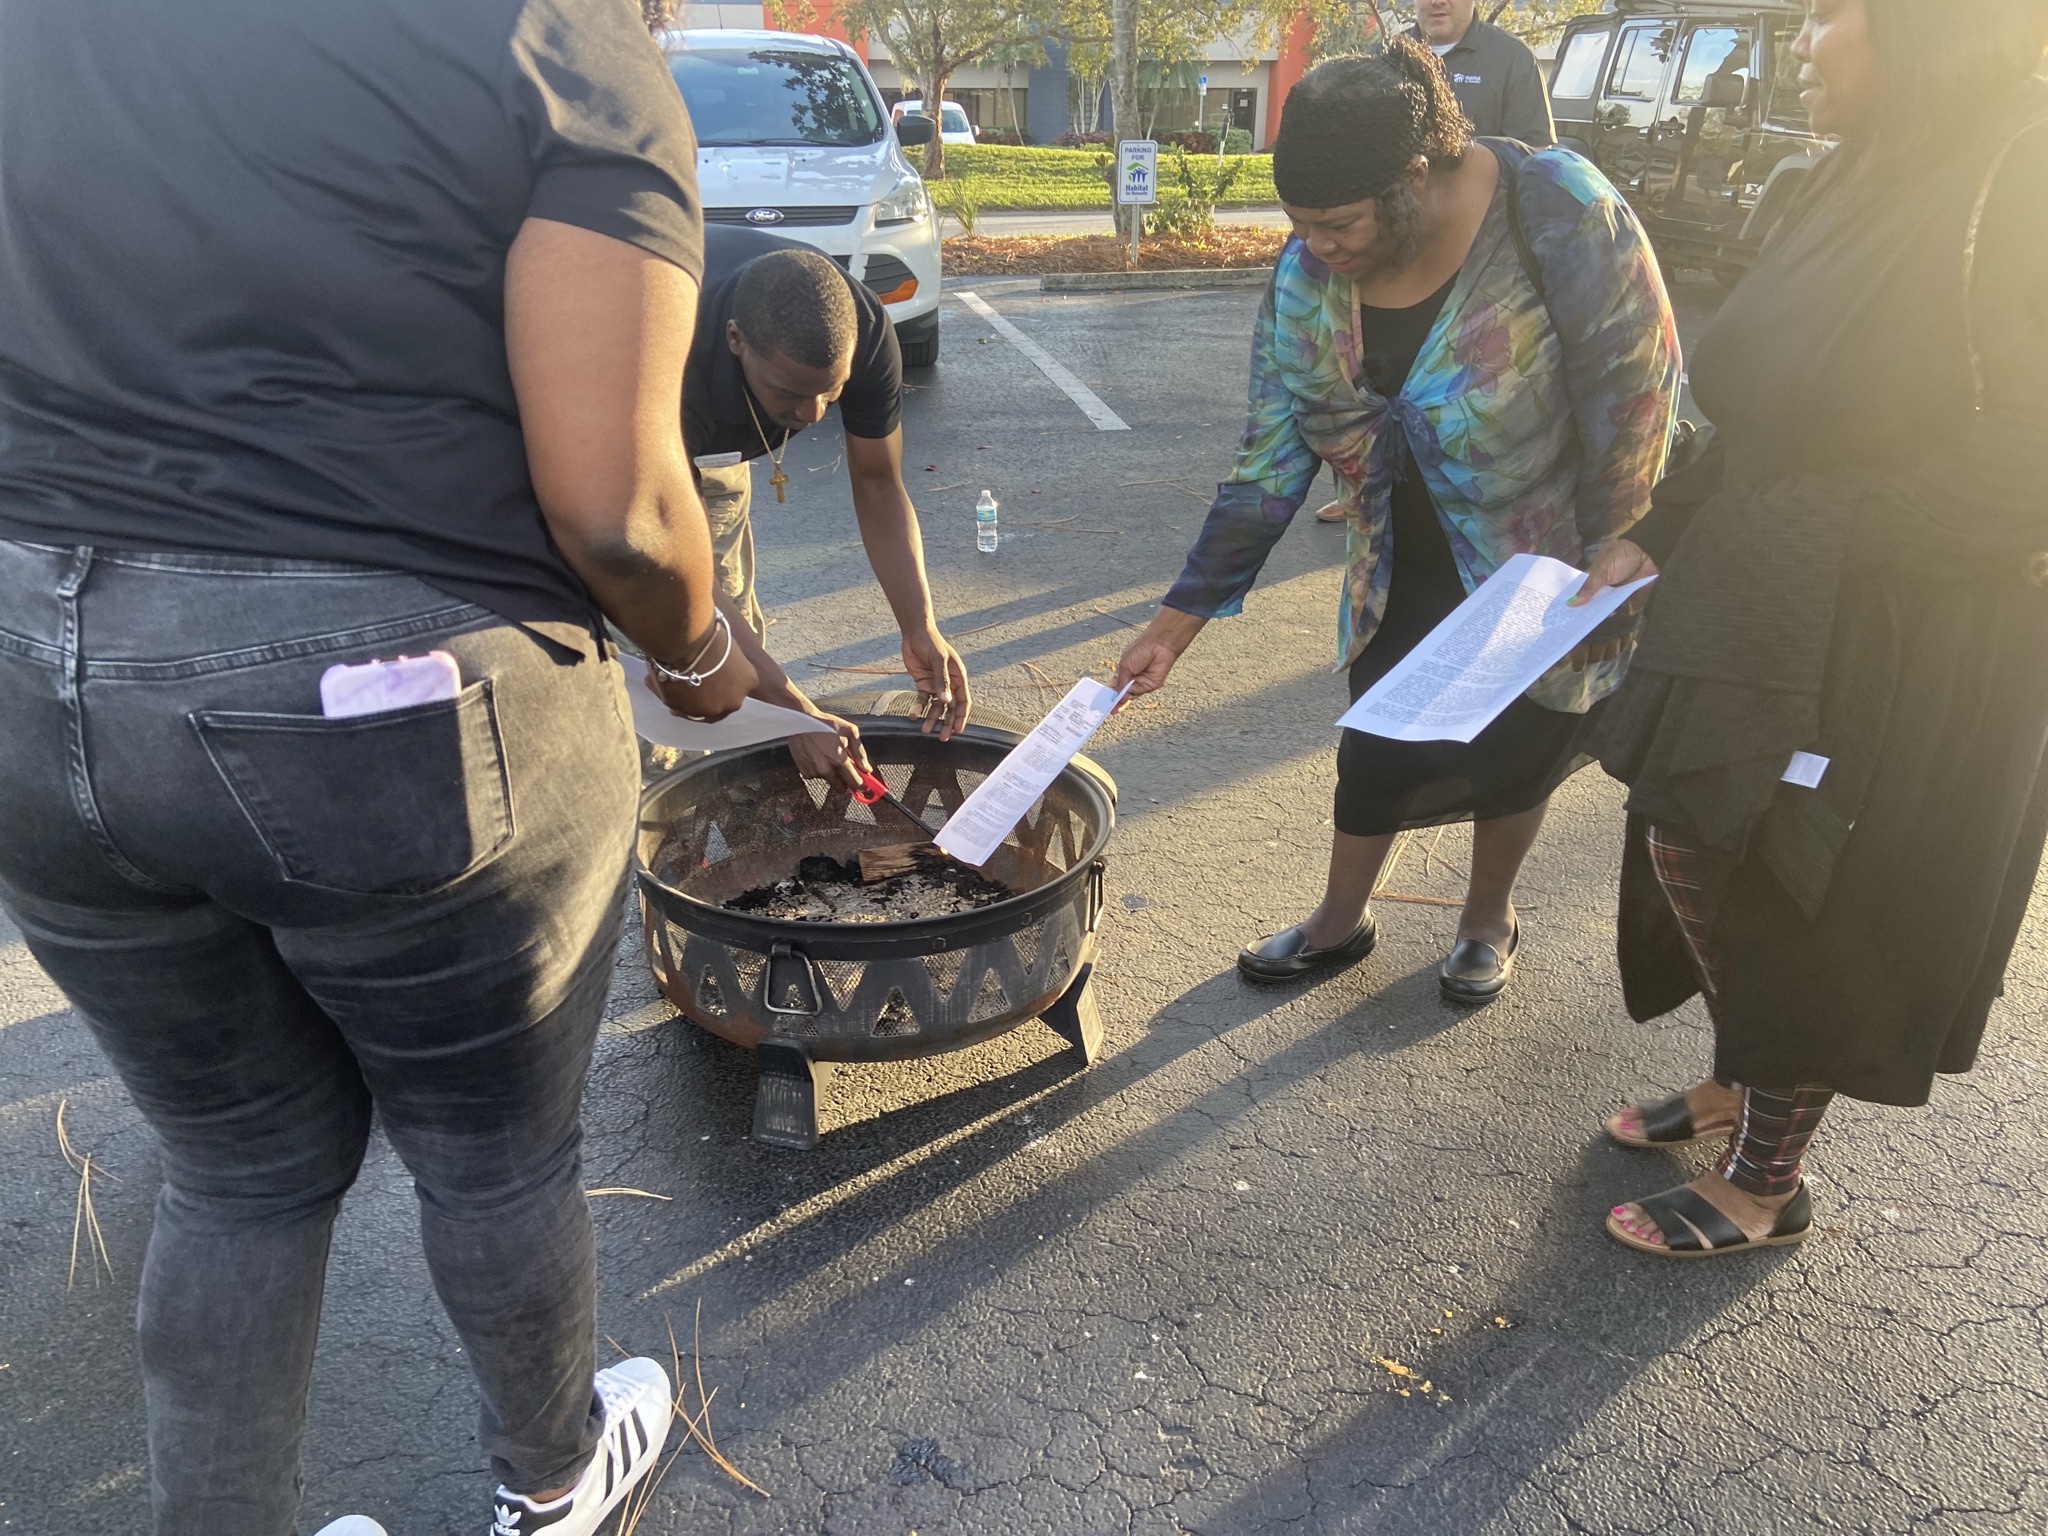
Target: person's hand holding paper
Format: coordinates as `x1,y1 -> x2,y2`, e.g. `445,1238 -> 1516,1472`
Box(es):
1566,537 -> 1661,673
1338,553 -> 1658,744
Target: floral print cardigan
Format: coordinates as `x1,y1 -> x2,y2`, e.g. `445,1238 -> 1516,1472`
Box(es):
1162,147 -> 1683,713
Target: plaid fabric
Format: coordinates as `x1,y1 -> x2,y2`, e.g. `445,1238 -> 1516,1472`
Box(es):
1644,823 -> 1725,1002
1721,1085 -> 1834,1196
1644,828 -> 1833,1194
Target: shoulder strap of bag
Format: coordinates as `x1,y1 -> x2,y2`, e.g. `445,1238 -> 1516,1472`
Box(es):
1961,115 -> 2048,412
1478,136 -> 1547,304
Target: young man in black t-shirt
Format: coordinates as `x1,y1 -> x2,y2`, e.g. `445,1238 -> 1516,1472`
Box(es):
683,226 -> 972,786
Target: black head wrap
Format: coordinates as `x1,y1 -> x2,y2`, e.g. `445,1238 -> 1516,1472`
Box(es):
1272,40 -> 1472,209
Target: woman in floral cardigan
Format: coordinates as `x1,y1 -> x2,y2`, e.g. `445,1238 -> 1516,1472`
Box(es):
1114,41 -> 1679,997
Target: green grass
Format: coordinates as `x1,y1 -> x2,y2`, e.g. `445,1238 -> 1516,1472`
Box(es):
931,144 -> 1277,211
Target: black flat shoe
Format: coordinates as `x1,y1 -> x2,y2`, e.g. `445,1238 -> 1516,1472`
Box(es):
1238,914 -> 1378,984
1439,921 -> 1519,1003
1606,1182 -> 1813,1259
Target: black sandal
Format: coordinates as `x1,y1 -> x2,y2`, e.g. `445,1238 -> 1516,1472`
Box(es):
1606,1182 -> 1813,1259
1605,1089 -> 1736,1149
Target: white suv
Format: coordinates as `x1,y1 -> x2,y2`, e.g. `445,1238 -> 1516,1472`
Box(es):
662,30 -> 942,366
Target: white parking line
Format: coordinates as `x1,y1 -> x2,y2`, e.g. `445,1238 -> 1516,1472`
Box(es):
954,290 -> 1130,433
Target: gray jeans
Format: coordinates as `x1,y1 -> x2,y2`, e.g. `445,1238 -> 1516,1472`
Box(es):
699,459 -> 768,643
0,539 -> 639,1534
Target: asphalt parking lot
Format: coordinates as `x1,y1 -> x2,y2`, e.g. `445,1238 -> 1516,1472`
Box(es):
5,273 -> 2047,1536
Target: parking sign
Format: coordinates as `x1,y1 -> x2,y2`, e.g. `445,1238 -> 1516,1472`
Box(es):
1115,140 -> 1157,205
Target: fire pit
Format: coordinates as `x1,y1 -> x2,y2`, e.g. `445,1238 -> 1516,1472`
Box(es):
635,708 -> 1116,1148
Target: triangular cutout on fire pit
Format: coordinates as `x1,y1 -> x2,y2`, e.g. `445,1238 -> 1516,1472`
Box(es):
873,987 -> 917,1037
923,949 -> 965,1000
815,959 -> 866,1009
696,968 -> 728,1017
965,969 -> 1010,1024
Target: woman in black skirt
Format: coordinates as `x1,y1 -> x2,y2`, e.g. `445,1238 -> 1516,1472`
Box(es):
1114,42 -> 1681,997
1583,0 -> 2048,1257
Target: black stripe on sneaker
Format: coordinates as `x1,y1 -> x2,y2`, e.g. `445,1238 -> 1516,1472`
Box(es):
603,1447 -> 616,1501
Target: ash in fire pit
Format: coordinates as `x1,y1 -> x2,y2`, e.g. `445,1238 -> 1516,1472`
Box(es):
724,848 -> 1012,923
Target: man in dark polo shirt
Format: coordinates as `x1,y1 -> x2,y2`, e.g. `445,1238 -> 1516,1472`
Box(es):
1414,0 -> 1555,145
684,224 -> 971,779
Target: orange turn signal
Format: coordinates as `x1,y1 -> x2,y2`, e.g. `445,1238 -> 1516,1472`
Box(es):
874,276 -> 919,305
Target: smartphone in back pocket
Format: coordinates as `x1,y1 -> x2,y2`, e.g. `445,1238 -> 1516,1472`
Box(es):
319,651 -> 462,719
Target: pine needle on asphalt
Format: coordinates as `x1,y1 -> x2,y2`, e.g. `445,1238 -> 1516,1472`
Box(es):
56,1101 -> 116,1289
615,1305 -> 769,1536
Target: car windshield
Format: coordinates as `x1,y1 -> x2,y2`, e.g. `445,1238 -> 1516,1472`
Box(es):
941,106 -> 971,134
668,48 -> 884,147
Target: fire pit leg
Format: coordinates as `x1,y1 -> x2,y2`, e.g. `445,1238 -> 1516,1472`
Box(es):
1038,961 -> 1103,1065
752,1038 -> 834,1150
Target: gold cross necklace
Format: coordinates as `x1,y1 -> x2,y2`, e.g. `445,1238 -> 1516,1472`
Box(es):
742,391 -> 791,504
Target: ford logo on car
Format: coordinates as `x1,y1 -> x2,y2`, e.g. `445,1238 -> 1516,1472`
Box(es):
744,207 -> 784,225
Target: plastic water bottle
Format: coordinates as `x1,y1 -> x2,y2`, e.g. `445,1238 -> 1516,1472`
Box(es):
975,489 -> 999,553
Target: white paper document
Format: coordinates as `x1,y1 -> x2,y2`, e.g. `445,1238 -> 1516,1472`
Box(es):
624,666 -> 837,753
1336,552 -> 1657,745
935,678 -> 1127,867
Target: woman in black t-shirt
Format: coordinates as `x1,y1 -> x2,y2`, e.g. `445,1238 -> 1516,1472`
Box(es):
0,3 -> 750,1532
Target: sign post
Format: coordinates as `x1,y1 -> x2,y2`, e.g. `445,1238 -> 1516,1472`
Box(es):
1115,139 -> 1157,268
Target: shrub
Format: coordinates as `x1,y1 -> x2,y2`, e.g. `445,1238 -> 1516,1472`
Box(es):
1053,130 -> 1115,148
931,179 -> 980,236
974,127 -> 1030,146
1144,147 -> 1248,238
1223,127 -> 1253,156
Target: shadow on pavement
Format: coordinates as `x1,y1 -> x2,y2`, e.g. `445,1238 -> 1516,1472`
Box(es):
1185,1140 -> 1801,1534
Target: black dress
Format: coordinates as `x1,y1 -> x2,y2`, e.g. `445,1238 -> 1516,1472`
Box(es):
1601,94 -> 2048,1105
1334,277 -> 1598,837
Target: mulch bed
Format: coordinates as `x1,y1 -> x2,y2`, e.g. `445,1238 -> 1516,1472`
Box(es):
941,226 -> 1287,277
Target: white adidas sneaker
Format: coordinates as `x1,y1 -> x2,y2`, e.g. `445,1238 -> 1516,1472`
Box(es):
488,1358 -> 674,1536
314,1520 -> 389,1536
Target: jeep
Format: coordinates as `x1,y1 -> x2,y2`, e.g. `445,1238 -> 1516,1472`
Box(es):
1549,0 -> 1831,281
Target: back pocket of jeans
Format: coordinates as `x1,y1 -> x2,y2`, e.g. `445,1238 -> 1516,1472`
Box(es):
192,681 -> 515,895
